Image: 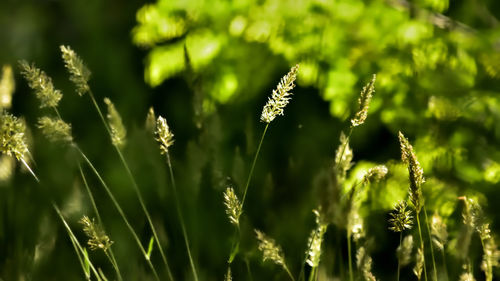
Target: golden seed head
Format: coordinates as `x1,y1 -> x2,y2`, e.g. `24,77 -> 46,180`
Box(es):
363,165 -> 388,184
0,111 -> 29,161
431,213 -> 448,251
351,74 -> 376,127
334,131 -> 353,181
225,267 -> 232,281
306,210 -> 327,268
398,131 -> 424,212
60,45 -> 91,96
223,187 -> 242,226
481,234 -> 500,281
155,115 -> 174,154
389,200 -> 413,232
356,247 -> 377,281
104,98 -> 127,148
260,64 -> 299,123
37,116 -> 73,144
396,235 -> 414,266
413,247 -> 424,280
19,61 -> 62,108
255,229 -> 286,267
0,65 -> 15,109
79,216 -> 113,251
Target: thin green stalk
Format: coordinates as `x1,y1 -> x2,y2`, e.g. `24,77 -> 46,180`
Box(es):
347,232 -> 353,281
79,164 -> 123,281
441,249 -> 449,281
86,89 -> 174,281
53,203 -> 103,281
165,152 -> 199,281
284,264 -> 296,281
75,145 -> 161,281
307,267 -> 317,281
416,213 -> 428,281
245,258 -> 254,281
423,206 -> 438,281
241,123 -> 269,208
397,232 -> 402,281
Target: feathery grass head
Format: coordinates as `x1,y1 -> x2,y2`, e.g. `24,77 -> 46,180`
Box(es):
223,187 -> 242,226
389,200 -> 413,232
19,61 -> 62,108
398,131 -> 424,212
225,267 -> 232,281
356,247 -> 377,281
0,65 -> 15,109
351,74 -> 376,127
481,232 -> 500,281
362,165 -> 388,184
103,98 -> 126,147
255,229 -> 286,267
79,216 -> 113,251
260,64 -> 299,123
0,111 -> 29,161
334,132 -> 353,181
431,213 -> 448,251
459,196 -> 484,233
60,45 -> 91,96
37,116 -> 73,144
413,247 -> 424,280
397,235 -> 414,266
155,115 -> 174,154
145,107 -> 156,134
306,209 -> 327,267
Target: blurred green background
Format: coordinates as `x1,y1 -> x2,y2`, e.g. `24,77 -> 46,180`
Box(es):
1,0 -> 500,280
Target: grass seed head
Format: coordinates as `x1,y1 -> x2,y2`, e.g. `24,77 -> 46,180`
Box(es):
306,209 -> 327,268
398,132 -> 424,213
19,61 -> 62,108
356,247 -> 377,281
37,116 -> 73,144
79,216 -> 113,251
363,165 -> 388,184
223,187 -> 242,226
389,200 -> 413,233
260,64 -> 299,123
431,213 -> 448,251
334,131 -> 353,181
351,74 -> 376,127
155,115 -> 174,154
397,235 -> 414,266
0,111 -> 29,161
413,247 -> 424,280
104,98 -> 127,148
0,65 -> 15,109
60,45 -> 91,96
255,229 -> 286,267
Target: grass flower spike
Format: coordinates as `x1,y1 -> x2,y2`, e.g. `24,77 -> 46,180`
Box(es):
155,115 -> 174,154
397,235 -> 414,266
306,210 -> 327,268
356,247 -> 377,281
260,64 -> 299,123
398,132 -> 424,212
37,117 -> 73,144
351,74 -> 376,127
19,61 -> 62,108
80,216 -> 113,251
389,201 -> 413,232
60,45 -> 91,96
223,187 -> 242,226
104,98 -> 127,147
0,65 -> 15,109
255,229 -> 286,266
363,165 -> 388,184
1,111 -> 29,161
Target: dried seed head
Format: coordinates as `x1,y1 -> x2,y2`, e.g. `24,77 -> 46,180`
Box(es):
397,235 -> 414,266
223,187 -> 242,226
19,61 -> 62,108
356,247 -> 377,281
0,65 -> 15,109
79,216 -> 113,251
37,117 -> 73,144
351,74 -> 376,127
334,132 -> 353,181
255,229 -> 286,267
260,65 -> 299,123
389,200 -> 413,232
306,210 -> 327,268
431,213 -> 448,251
413,247 -> 424,280
60,45 -> 91,96
0,111 -> 29,161
104,98 -> 127,147
398,132 -> 424,213
363,165 -> 388,184
155,115 -> 174,154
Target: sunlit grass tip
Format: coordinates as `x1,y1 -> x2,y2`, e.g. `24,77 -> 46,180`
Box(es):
389,200 -> 413,233
60,45 -> 91,96
260,64 -> 299,123
363,165 -> 388,184
155,115 -> 174,154
19,60 -> 62,108
1,111 -> 29,161
398,132 -> 424,212
79,216 -> 114,251
351,74 -> 376,127
37,116 -> 73,144
223,187 -> 242,226
306,209 -> 327,268
104,98 -> 127,148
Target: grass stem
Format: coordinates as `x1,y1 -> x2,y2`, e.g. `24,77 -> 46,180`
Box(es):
423,206 -> 438,281
416,213 -> 428,281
